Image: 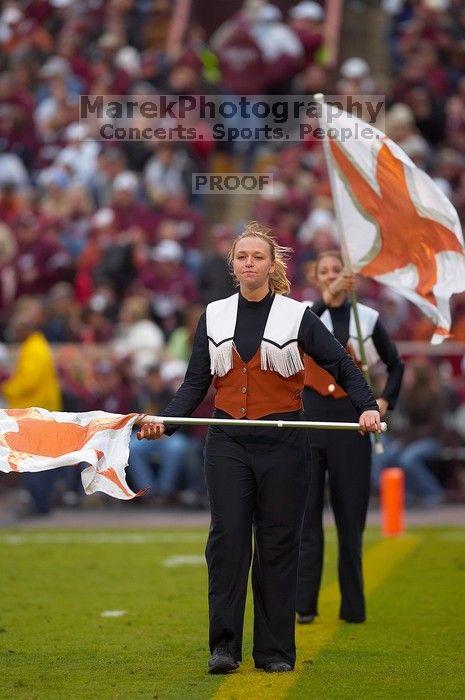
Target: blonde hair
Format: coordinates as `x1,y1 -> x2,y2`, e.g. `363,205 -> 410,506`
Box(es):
228,222 -> 292,295
307,249 -> 344,282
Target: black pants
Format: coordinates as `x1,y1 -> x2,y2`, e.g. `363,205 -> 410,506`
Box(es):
296,393 -> 371,622
204,423 -> 310,667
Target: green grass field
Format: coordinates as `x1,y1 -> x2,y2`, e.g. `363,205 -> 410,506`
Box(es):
1,527 -> 463,700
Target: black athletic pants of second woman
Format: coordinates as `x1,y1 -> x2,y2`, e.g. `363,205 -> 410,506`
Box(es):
204,420 -> 310,668
296,394 -> 371,623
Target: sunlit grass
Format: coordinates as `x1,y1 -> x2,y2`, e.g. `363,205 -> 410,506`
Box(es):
1,527 -> 463,699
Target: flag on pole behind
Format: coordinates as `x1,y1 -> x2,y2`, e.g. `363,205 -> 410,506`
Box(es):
0,408 -> 143,499
319,102 -> 465,343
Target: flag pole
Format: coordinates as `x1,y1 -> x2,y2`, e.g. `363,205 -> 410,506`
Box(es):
140,416 -> 387,431
314,93 -> 384,453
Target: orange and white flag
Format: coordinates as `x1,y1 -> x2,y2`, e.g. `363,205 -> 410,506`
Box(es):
319,102 -> 465,343
0,408 -> 144,499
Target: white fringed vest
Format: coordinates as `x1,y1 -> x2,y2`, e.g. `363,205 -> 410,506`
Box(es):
316,303 -> 380,367
206,293 -> 306,377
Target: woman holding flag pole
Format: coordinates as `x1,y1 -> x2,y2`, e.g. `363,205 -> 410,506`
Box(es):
296,250 -> 404,625
294,91 -> 465,624
138,222 -> 381,674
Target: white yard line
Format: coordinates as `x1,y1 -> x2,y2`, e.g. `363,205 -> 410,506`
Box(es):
0,532 -> 206,545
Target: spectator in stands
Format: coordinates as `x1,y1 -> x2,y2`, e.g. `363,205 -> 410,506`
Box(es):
89,357 -> 136,415
157,193 -> 204,274
144,144 -> 193,207
54,122 -> 100,187
385,103 -> 430,160
167,303 -> 205,363
377,287 -> 413,341
112,294 -> 165,377
79,292 -> 115,344
34,57 -> 79,142
210,3 -> 270,167
56,183 -> 94,260
128,361 -> 191,505
0,182 -> 26,227
0,153 -> 30,190
0,222 -> 18,325
136,239 -> 198,314
372,359 -> 445,507
198,224 -> 236,304
54,19 -> 94,93
444,91 -> 465,153
337,57 -> 378,96
0,71 -> 37,169
1,297 -> 62,515
0,4 -> 53,57
156,193 -> 203,247
91,147 -> 128,208
12,213 -> 73,299
162,58 -> 215,169
42,282 -> 81,343
75,207 -> 117,304
76,206 -> 142,301
249,3 -> 303,94
297,207 -> 337,248
89,34 -> 132,96
110,170 -> 158,237
210,4 -> 268,96
37,167 -> 74,221
251,147 -> 314,248
55,344 -> 94,414
288,1 -> 325,72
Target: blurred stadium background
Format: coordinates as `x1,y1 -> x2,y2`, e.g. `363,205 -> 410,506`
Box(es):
1,2 -> 465,699
0,0 -> 464,519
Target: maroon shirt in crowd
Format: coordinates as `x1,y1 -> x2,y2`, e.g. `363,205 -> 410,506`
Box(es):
12,218 -> 73,297
137,260 -> 198,307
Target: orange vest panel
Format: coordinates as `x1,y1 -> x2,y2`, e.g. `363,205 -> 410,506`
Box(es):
214,348 -> 304,419
303,344 -> 361,398
303,355 -> 346,398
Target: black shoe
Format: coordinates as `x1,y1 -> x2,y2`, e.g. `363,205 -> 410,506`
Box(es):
341,616 -> 366,623
263,661 -> 293,673
208,645 -> 239,674
296,612 -> 315,624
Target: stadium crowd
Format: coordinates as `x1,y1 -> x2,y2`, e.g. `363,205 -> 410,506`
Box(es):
0,0 -> 464,514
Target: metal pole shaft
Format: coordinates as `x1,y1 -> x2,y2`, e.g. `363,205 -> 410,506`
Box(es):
142,416 -> 387,431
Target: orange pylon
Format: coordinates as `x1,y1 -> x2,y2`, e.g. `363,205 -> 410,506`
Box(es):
380,467 -> 404,536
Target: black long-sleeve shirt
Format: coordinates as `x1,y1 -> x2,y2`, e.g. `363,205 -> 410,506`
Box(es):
162,293 -> 378,432
310,299 -> 404,409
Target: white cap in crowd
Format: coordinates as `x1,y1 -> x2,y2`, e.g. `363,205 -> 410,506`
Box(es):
160,359 -> 188,383
91,208 -> 115,228
115,46 -> 142,76
112,171 -> 139,192
289,1 -> 325,22
64,122 -> 88,141
255,4 -> 282,22
151,240 -> 183,263
340,57 -> 370,80
1,6 -> 23,25
297,207 -> 336,243
39,56 -> 70,79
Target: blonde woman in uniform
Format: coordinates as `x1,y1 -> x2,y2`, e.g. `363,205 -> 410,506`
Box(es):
139,229 -> 381,673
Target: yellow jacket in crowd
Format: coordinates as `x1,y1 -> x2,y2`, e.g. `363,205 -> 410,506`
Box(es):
1,331 -> 62,411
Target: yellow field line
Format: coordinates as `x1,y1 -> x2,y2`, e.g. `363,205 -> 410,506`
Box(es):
213,534 -> 420,700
